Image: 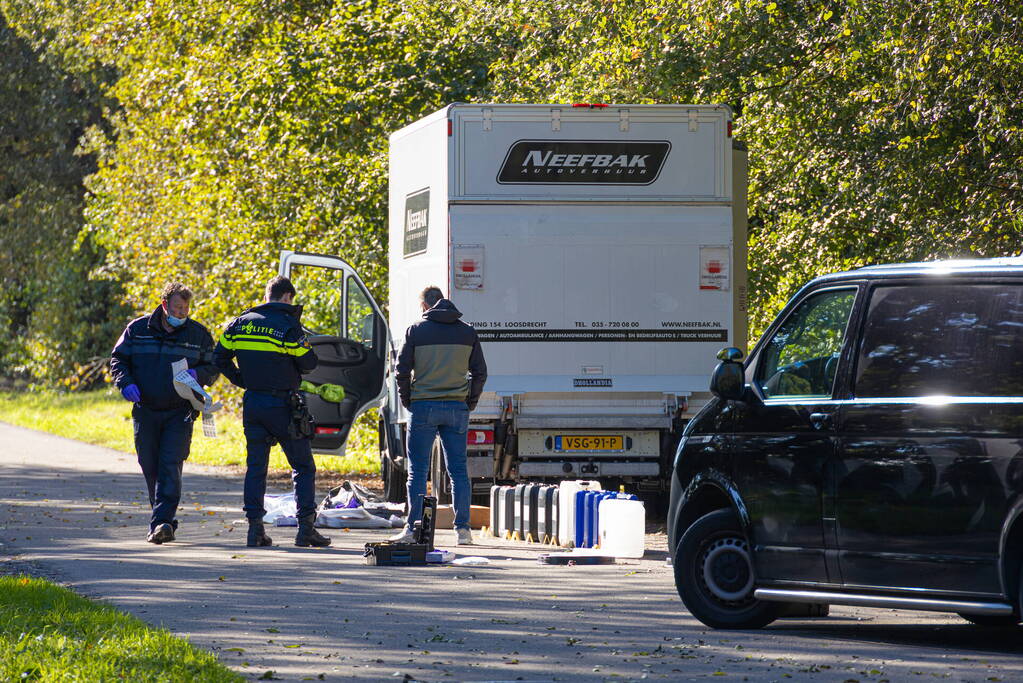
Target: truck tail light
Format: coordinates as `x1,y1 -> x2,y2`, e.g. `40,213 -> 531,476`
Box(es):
316,427 -> 342,435
572,103 -> 609,108
727,121 -> 733,137
467,428 -> 494,445
448,119 -> 452,136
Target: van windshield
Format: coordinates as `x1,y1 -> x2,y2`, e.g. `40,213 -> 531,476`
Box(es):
855,283 -> 1023,397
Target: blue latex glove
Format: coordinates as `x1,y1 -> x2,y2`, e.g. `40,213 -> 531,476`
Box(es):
121,384 -> 141,403
186,369 -> 199,383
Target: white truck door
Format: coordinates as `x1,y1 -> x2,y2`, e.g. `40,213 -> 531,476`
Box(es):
278,250 -> 389,455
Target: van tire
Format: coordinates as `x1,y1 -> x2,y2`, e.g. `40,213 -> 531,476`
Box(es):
674,509 -> 779,629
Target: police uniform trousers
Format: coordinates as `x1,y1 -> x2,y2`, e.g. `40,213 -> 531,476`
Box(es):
242,390 -> 317,520
132,404 -> 194,531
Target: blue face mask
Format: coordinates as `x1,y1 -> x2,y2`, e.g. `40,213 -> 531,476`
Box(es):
164,306 -> 187,327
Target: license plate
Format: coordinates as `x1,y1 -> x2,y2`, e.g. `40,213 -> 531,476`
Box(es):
554,435 -> 624,451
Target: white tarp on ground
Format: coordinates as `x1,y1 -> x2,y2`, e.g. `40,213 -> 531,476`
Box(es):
262,493 -> 400,528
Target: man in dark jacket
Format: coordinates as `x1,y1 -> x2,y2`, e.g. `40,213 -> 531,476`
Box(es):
213,275 -> 330,549
110,283 -> 219,544
392,286 -> 487,545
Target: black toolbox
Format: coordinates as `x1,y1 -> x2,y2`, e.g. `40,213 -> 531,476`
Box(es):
364,541 -> 429,566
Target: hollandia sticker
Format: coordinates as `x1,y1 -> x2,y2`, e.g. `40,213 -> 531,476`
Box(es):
700,246 -> 730,291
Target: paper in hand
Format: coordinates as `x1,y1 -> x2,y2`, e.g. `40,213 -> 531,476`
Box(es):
171,359 -> 222,437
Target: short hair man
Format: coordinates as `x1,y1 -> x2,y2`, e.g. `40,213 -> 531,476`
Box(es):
110,283 -> 220,544
392,286 -> 487,544
213,275 -> 330,548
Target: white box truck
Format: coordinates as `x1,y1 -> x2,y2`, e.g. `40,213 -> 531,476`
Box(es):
277,103 -> 747,508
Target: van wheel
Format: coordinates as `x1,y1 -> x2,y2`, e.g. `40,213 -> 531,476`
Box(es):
957,613 -> 1020,627
674,509 -> 779,629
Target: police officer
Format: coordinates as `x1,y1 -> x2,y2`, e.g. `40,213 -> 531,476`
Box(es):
213,275 -> 330,548
110,283 -> 219,544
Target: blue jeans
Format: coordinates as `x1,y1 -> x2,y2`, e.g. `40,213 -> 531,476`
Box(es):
405,400 -> 470,531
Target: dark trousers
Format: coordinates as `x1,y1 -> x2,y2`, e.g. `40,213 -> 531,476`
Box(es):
133,404 -> 194,531
242,391 -> 317,520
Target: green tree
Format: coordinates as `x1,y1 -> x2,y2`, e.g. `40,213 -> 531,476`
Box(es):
2,0 -> 1021,388
475,0 -> 1023,335
0,12 -> 125,387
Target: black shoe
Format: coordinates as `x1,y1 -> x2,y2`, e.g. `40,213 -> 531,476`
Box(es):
147,523 -> 174,544
247,520 -> 273,547
295,514 -> 331,547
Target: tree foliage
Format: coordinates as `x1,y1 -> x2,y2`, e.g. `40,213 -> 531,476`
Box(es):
0,0 -> 1021,386
0,13 -> 125,387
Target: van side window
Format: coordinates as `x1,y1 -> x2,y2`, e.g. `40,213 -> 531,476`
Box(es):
756,289 -> 857,399
854,284 -> 1023,397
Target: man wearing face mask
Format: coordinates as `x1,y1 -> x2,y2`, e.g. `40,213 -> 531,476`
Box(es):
110,283 -> 220,544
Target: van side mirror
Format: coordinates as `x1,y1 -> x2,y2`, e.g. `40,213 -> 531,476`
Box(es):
710,347 -> 745,401
716,347 -> 744,362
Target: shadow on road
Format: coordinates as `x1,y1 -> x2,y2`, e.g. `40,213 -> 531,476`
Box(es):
768,620 -> 1023,655
3,448 -> 1023,681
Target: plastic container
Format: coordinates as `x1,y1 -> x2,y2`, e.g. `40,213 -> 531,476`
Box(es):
513,484 -> 528,539
585,491 -> 616,548
537,485 -> 558,544
500,487 -> 516,538
574,490 -> 591,548
597,498 -> 645,558
489,485 -> 502,534
521,484 -> 542,542
558,480 -> 602,548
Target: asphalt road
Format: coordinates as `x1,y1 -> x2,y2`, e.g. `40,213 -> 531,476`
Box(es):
1,421 -> 1021,682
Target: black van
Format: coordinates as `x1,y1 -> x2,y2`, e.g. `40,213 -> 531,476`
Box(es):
668,258 -> 1023,629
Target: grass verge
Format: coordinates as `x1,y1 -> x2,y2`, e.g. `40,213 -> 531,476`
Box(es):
0,575 -> 241,682
0,389 -> 380,475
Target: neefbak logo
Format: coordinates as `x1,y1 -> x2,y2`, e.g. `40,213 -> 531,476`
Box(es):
497,140 -> 670,185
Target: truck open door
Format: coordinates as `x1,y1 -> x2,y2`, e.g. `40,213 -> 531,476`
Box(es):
278,250 -> 389,455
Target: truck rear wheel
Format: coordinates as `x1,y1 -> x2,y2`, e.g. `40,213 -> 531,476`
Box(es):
430,439 -> 453,505
379,418 -> 407,504
381,454 -> 406,504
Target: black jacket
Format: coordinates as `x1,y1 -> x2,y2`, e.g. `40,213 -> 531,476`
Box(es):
396,299 -> 487,409
213,302 -> 317,392
110,307 -> 219,410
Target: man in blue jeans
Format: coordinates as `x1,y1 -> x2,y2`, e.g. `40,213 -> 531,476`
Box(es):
392,286 -> 487,545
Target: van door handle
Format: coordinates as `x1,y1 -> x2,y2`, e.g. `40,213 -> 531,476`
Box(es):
809,412 -> 833,431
